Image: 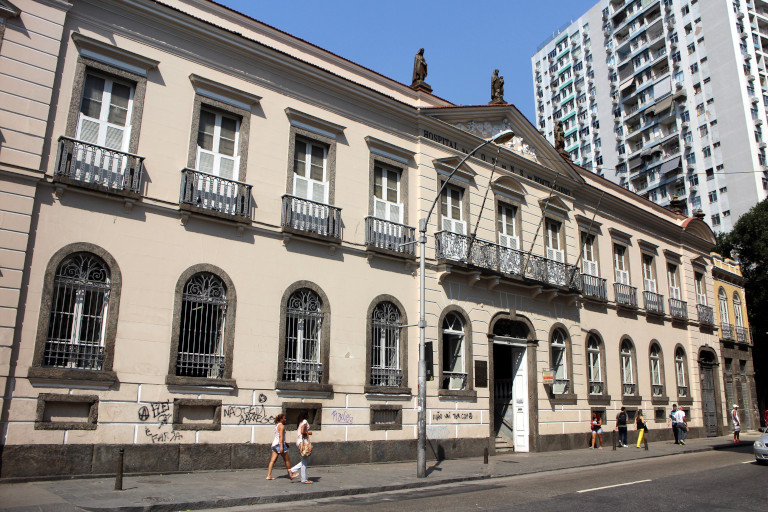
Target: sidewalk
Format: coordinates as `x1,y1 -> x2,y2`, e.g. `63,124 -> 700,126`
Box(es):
0,433 -> 759,512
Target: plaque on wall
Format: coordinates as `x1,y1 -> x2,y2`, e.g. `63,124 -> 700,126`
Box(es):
475,360 -> 488,388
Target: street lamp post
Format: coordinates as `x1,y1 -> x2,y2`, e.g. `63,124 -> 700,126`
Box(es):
416,129 -> 515,478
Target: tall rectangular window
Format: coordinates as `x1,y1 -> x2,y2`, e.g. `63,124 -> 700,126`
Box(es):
581,232 -> 598,276
293,138 -> 329,204
497,203 -> 518,249
695,272 -> 707,305
642,254 -> 657,292
667,263 -> 681,299
77,73 -> 133,151
614,244 -> 629,284
373,164 -> 402,223
196,109 -> 240,180
440,185 -> 465,234
545,220 -> 564,262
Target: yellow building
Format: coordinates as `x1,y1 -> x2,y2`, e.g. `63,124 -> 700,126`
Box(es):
712,252 -> 758,430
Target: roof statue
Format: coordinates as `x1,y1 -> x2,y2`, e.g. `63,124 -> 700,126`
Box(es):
490,69 -> 505,104
411,48 -> 432,93
554,121 -> 570,160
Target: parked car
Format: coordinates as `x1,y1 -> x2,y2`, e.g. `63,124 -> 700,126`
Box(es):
754,429 -> 768,465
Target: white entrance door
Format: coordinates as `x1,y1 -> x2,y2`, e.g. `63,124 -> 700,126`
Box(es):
511,346 -> 529,452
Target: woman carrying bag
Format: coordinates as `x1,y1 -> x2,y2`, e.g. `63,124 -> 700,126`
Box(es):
290,410 -> 313,484
635,409 -> 648,448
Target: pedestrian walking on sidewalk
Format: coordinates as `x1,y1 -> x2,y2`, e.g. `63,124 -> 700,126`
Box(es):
291,410 -> 313,484
674,406 -> 687,445
616,407 -> 628,447
732,404 -> 741,442
668,404 -> 679,444
266,414 -> 298,481
635,409 -> 647,448
590,411 -> 603,449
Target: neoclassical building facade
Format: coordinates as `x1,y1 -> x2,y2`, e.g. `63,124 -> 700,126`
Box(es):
0,0 -> 729,477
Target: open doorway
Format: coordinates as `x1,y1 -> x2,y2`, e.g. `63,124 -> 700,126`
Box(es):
492,319 -> 529,452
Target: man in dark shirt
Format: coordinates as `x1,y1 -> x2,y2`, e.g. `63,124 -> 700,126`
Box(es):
616,407 -> 628,447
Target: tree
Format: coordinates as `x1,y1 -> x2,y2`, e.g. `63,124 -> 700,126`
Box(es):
714,198 -> 768,425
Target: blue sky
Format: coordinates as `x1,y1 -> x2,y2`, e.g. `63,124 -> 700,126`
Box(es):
217,0 -> 598,122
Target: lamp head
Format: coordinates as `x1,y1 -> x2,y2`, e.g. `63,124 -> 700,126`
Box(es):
490,129 -> 515,145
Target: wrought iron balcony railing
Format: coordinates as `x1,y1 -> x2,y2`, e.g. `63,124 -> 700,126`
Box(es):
180,168 -> 252,219
614,283 -> 638,308
721,323 -> 735,341
697,304 -> 714,325
669,297 -> 688,320
364,217 -> 416,256
582,274 -> 608,301
736,326 -> 750,343
282,360 -> 323,383
644,290 -> 665,314
55,136 -> 144,194
281,195 -> 342,240
370,367 -> 403,387
434,231 -> 580,290
442,371 -> 468,391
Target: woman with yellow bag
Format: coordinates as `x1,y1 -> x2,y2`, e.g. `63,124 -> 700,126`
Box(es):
291,410 -> 313,484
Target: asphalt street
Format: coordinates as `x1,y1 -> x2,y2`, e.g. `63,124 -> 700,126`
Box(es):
218,448 -> 766,512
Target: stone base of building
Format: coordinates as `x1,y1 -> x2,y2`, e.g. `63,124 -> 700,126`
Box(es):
536,426 -> 714,451
0,438 -> 489,479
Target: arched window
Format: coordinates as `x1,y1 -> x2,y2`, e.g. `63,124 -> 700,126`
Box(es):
370,301 -> 402,387
675,347 -> 688,398
650,343 -> 664,397
44,252 -> 110,370
587,335 -> 603,395
176,272 -> 227,378
551,329 -> 569,394
283,288 -> 323,383
718,287 -> 729,325
621,339 -> 635,396
732,292 -> 744,327
442,312 -> 466,390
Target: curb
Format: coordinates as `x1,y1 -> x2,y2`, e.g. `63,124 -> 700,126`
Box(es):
76,441 -> 756,512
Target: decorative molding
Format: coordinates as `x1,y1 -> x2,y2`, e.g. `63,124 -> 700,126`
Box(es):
608,227 -> 633,245
364,136 -> 415,165
284,107 -> 345,139
638,239 -> 659,254
663,249 -> 682,262
433,156 -> 476,183
491,176 -> 527,202
539,196 -> 571,216
71,32 -> 159,76
0,0 -> 20,18
575,214 -> 602,233
189,74 -> 261,111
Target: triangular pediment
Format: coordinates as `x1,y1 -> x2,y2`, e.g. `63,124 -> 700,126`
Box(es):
422,104 -> 584,185
433,156 -> 476,182
491,176 -> 527,202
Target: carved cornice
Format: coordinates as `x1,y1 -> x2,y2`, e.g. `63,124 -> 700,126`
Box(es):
72,32 -> 159,76
189,74 -> 261,111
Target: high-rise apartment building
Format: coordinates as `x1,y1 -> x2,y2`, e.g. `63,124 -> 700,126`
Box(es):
532,0 -> 768,232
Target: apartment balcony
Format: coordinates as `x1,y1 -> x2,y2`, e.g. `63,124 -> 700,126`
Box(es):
736,326 -> 751,343
643,290 -> 665,315
721,323 -> 735,341
281,195 -> 342,241
434,231 -> 581,291
54,136 -> 144,199
581,274 -> 608,301
364,217 -> 416,258
179,168 -> 252,222
669,297 -> 688,320
614,283 -> 638,308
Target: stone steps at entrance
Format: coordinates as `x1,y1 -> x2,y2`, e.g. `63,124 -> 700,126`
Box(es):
495,435 -> 514,453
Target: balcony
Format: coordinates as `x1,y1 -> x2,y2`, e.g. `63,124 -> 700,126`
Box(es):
697,304 -> 714,324
669,297 -> 688,320
643,290 -> 665,315
364,217 -> 416,258
581,274 -> 608,301
180,168 -> 251,222
434,231 -> 580,291
736,326 -> 751,343
614,283 -> 638,308
721,323 -> 735,341
281,195 -> 342,241
54,136 -> 144,198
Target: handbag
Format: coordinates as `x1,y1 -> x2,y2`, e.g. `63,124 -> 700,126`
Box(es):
299,439 -> 313,457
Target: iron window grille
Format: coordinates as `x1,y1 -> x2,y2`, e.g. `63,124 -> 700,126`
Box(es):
551,330 -> 569,395
370,302 -> 403,387
283,289 -> 323,383
44,253 -> 110,370
587,336 -> 603,395
442,313 -> 467,390
675,348 -> 688,397
621,341 -> 635,395
176,272 -> 227,378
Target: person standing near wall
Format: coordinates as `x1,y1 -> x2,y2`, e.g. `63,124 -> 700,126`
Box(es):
291,410 -> 313,484
616,407 -> 628,447
674,406 -> 687,445
667,404 -> 679,444
635,409 -> 647,448
732,404 -> 741,442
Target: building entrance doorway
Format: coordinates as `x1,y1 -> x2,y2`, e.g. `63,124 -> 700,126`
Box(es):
492,319 -> 529,453
700,350 -> 719,437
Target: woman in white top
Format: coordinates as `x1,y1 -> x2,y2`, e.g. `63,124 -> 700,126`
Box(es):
266,413 -> 298,480
290,410 -> 313,484
732,404 -> 741,442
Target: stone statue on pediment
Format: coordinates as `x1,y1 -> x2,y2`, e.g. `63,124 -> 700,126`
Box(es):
490,69 -> 505,104
411,48 -> 432,93
554,121 -> 565,151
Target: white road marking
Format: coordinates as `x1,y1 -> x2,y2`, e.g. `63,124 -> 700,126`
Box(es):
577,479 -> 652,493
742,460 -> 755,464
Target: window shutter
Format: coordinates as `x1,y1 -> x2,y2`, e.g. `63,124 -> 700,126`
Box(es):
670,286 -> 681,299
583,259 -> 598,276
311,181 -> 327,203
498,233 -> 519,250
645,278 -> 657,292
389,203 -> 403,223
218,156 -> 236,180
293,175 -> 309,199
197,150 -> 215,174
616,269 -> 629,284
79,119 -> 100,144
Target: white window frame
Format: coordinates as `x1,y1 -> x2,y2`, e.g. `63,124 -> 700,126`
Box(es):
675,349 -> 687,391
497,203 -> 519,250
642,254 -> 657,292
614,244 -> 630,284
76,72 -> 134,152
293,138 -> 329,204
718,288 -> 730,324
441,185 -> 466,234
581,232 -> 598,276
695,272 -> 707,305
551,330 -> 568,394
195,108 -> 241,180
587,336 -> 602,394
621,340 -> 635,394
650,345 -> 662,395
373,164 -> 403,224
733,292 -> 744,327
667,263 -> 681,299
442,313 -> 466,390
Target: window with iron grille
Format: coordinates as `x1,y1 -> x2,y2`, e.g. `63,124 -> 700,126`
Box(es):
176,272 -> 227,378
551,329 -> 569,394
283,289 -> 323,383
442,312 -> 466,390
587,335 -> 603,395
621,340 -> 636,395
675,347 -> 688,397
650,343 -> 664,397
43,253 -> 110,370
370,302 -> 402,387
